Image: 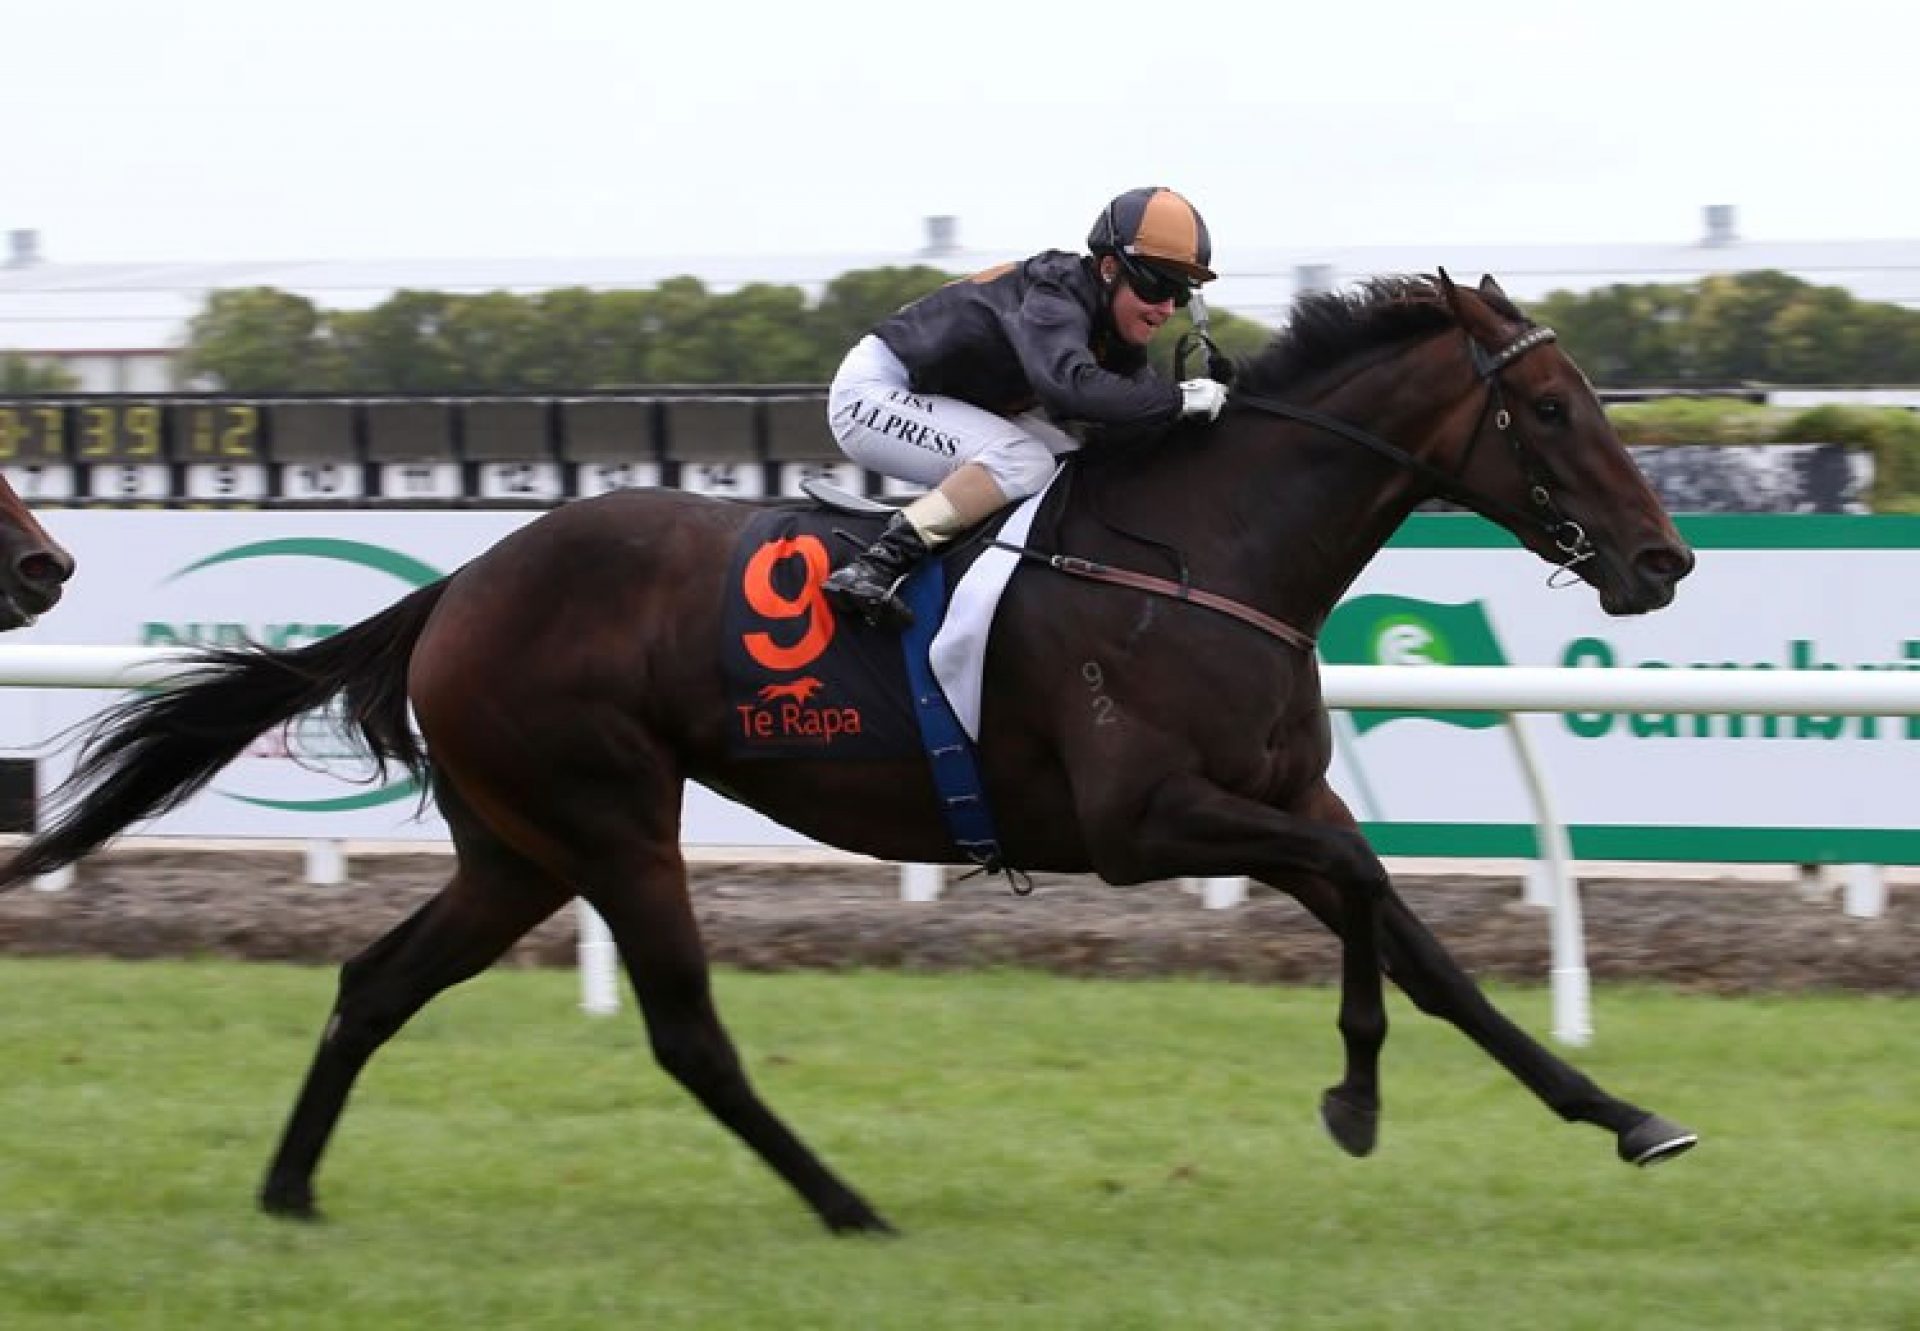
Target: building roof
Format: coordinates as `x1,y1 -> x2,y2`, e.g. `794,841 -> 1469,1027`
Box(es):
6,225 -> 1920,356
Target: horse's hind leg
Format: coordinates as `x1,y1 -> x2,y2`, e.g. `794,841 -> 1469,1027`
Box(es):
258,818 -> 570,1218
411,672 -> 889,1232
582,837 -> 894,1235
1088,770 -> 1390,1157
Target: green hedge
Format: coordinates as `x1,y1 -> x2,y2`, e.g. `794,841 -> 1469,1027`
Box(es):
1607,398 -> 1920,512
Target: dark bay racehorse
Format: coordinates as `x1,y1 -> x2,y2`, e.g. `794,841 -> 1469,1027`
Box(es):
0,472 -> 73,628
1,273 -> 1697,1233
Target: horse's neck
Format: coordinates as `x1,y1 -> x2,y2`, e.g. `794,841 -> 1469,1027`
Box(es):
1143,343 -> 1469,638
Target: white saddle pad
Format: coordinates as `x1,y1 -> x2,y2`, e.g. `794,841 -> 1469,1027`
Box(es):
928,467 -> 1062,741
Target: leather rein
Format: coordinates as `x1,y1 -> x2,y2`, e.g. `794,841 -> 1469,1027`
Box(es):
993,324 -> 1586,653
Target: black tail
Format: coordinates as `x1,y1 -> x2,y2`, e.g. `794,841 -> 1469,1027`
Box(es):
0,580 -> 451,889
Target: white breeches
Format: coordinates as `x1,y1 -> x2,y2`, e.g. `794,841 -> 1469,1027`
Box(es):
826,335 -> 1077,500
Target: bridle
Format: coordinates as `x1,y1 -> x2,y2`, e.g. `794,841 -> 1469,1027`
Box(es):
1220,323 -> 1597,586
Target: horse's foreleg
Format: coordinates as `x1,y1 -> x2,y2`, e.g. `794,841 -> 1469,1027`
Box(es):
584,840 -> 894,1236
1321,869 -> 1387,1156
1090,771 -> 1391,1157
258,855 -> 568,1219
1282,786 -> 1697,1166
1376,887 -> 1696,1164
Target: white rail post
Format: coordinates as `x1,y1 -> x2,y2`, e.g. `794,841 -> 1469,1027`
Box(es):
27,687 -> 71,892
1522,863 -> 1553,909
1842,864 -> 1887,919
1195,876 -> 1248,910
303,839 -> 347,885
1503,713 -> 1591,1047
900,863 -> 944,902
31,864 -> 75,893
578,902 -> 620,1015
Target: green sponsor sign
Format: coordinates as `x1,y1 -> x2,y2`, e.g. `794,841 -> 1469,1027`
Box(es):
1320,595 -> 1509,732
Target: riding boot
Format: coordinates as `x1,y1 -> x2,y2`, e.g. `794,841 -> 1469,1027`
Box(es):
822,512 -> 932,628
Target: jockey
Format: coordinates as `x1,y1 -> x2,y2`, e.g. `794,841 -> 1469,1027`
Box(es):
819,185 -> 1231,628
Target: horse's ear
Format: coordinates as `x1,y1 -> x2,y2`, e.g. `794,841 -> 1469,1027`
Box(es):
1436,268 -> 1465,316
1478,273 -> 1510,303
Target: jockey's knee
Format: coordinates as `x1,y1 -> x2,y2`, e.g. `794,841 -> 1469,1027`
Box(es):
975,444 -> 1058,501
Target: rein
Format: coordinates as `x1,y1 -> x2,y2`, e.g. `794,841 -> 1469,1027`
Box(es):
985,541 -> 1318,651
1228,325 -> 1596,580
991,322 -> 1584,652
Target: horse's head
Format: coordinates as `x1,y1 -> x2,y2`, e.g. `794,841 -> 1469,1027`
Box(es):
0,479 -> 74,629
1436,271 -> 1693,614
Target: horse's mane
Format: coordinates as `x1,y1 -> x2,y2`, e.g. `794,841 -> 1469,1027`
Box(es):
1233,274 -> 1525,397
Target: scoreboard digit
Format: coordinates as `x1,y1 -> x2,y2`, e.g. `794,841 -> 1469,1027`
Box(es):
172,401 -> 267,503
74,401 -> 164,460
171,402 -> 262,460
0,402 -> 69,461
0,401 -> 77,500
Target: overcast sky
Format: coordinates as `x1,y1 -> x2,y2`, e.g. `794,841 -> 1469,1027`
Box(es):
5,0 -> 1912,268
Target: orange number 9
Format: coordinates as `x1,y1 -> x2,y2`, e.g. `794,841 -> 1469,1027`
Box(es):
741,535 -> 835,672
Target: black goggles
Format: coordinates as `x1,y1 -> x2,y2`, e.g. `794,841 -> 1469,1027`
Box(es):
1117,252 -> 1196,308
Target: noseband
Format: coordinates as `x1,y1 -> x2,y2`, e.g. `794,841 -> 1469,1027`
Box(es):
1229,324 -> 1597,585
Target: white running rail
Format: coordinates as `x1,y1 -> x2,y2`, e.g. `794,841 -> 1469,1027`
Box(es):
6,645 -> 1920,1045
7,646 -> 1920,714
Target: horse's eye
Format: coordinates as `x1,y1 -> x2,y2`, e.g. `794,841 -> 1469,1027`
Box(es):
1533,397 -> 1565,424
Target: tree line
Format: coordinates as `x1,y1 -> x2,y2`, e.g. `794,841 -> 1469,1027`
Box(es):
16,266 -> 1920,396
1532,270 -> 1920,386
175,267 -> 1270,394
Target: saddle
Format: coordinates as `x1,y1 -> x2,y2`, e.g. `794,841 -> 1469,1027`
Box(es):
798,478 -> 895,517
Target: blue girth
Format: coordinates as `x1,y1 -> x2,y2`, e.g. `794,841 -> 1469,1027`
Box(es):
898,563 -> 1004,873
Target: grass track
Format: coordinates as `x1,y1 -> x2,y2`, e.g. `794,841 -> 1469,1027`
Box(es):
0,959 -> 1914,1330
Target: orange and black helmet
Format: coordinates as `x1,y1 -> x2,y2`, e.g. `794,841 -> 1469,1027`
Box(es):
1087,186 -> 1217,285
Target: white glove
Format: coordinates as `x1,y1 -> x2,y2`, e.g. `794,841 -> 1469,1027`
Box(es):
1178,378 -> 1229,421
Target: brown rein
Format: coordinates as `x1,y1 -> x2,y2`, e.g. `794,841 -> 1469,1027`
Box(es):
986,542 -> 1319,651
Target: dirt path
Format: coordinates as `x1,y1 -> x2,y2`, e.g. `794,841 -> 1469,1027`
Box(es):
1,848 -> 1911,994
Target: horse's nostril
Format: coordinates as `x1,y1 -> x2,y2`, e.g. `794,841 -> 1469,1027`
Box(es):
1635,545 -> 1694,583
19,550 -> 75,587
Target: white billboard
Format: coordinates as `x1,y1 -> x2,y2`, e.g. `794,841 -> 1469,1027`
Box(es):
1325,516 -> 1920,863
9,509 -> 1919,863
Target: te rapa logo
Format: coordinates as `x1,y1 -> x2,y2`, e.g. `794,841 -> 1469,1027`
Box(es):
144,538 -> 446,814
758,677 -> 826,706
1320,595 -> 1510,733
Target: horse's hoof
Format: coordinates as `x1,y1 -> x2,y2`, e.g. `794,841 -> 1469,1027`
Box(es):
258,1184 -> 321,1221
821,1199 -> 898,1236
1319,1088 -> 1380,1158
1618,1112 -> 1699,1167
